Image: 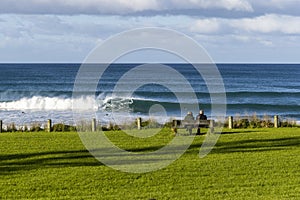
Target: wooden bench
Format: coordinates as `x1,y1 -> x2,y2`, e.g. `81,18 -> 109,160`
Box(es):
172,119 -> 214,134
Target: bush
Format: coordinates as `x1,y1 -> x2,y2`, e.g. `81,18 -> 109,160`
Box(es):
105,122 -> 121,131
142,119 -> 162,129
23,125 -> 29,132
6,123 -> 17,132
164,121 -> 173,128
280,119 -> 298,128
234,119 -> 249,129
30,123 -> 42,132
76,120 -> 92,132
229,114 -> 298,129
53,123 -> 77,132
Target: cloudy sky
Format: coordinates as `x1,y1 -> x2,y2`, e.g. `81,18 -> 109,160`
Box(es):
0,0 -> 300,63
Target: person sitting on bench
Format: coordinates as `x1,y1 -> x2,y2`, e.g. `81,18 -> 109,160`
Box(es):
183,111 -> 194,135
196,110 -> 207,135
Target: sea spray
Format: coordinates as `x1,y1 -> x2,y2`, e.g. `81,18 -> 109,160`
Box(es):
0,96 -> 98,111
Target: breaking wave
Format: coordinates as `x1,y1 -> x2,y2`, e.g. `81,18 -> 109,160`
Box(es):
0,96 -> 97,111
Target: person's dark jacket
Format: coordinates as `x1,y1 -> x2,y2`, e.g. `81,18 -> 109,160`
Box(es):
196,114 -> 207,121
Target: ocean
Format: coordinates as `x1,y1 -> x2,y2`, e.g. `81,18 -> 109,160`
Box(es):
0,63 -> 299,126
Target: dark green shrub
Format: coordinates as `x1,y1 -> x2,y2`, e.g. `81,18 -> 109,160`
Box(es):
76,120 -> 92,132
164,121 -> 173,128
23,125 -> 29,132
234,119 -> 249,129
106,122 -> 121,131
52,123 -> 77,132
142,119 -> 162,128
30,123 -> 42,132
7,123 -> 17,132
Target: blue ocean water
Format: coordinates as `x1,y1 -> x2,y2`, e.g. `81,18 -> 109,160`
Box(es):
0,63 -> 299,125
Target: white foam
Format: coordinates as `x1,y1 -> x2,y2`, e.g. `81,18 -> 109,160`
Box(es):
0,96 -> 97,111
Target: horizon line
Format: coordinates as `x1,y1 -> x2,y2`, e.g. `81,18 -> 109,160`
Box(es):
1,61 -> 300,64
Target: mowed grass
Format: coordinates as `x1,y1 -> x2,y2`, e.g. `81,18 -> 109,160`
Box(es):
1,128 -> 300,199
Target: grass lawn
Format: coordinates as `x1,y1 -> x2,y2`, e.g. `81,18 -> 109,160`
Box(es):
1,128 -> 300,199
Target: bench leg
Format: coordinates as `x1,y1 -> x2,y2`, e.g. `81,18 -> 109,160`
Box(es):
171,127 -> 177,136
197,127 -> 201,135
188,128 -> 192,135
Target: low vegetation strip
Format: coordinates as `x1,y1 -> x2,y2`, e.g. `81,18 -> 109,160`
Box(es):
0,128 -> 300,199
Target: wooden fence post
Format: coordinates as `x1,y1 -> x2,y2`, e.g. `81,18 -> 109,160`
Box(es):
274,115 -> 279,128
0,120 -> 2,133
137,117 -> 142,130
92,118 -> 97,132
47,119 -> 52,132
209,120 -> 214,133
172,120 -> 177,128
228,116 -> 233,129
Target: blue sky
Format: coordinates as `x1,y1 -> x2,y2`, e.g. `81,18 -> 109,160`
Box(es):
0,0 -> 300,63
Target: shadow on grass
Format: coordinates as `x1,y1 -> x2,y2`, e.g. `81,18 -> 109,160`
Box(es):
217,130 -> 263,134
2,133 -> 300,175
0,150 -> 102,175
0,146 -> 178,175
189,136 -> 300,154
179,129 -> 263,135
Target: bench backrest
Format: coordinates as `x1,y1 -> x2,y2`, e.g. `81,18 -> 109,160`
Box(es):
173,119 -> 211,127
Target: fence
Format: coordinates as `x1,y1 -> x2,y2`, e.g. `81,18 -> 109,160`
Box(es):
0,115 -> 296,133
228,115 -> 281,129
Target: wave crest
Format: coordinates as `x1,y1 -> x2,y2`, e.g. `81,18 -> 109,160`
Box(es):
0,96 -> 97,111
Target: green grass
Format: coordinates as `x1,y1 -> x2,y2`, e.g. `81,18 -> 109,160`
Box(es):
1,128 -> 300,199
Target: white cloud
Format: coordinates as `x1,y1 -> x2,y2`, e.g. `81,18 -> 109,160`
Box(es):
0,0 -> 159,14
248,0 -> 300,17
251,0 -> 300,10
0,0 -> 253,15
1,0 -> 300,64
189,14 -> 300,35
268,0 -> 300,9
231,14 -> 300,34
166,0 -> 253,11
215,0 -> 253,11
1,0 -> 300,19
232,35 -> 274,47
190,18 -> 220,33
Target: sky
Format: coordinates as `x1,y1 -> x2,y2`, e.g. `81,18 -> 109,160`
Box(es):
0,0 -> 300,63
